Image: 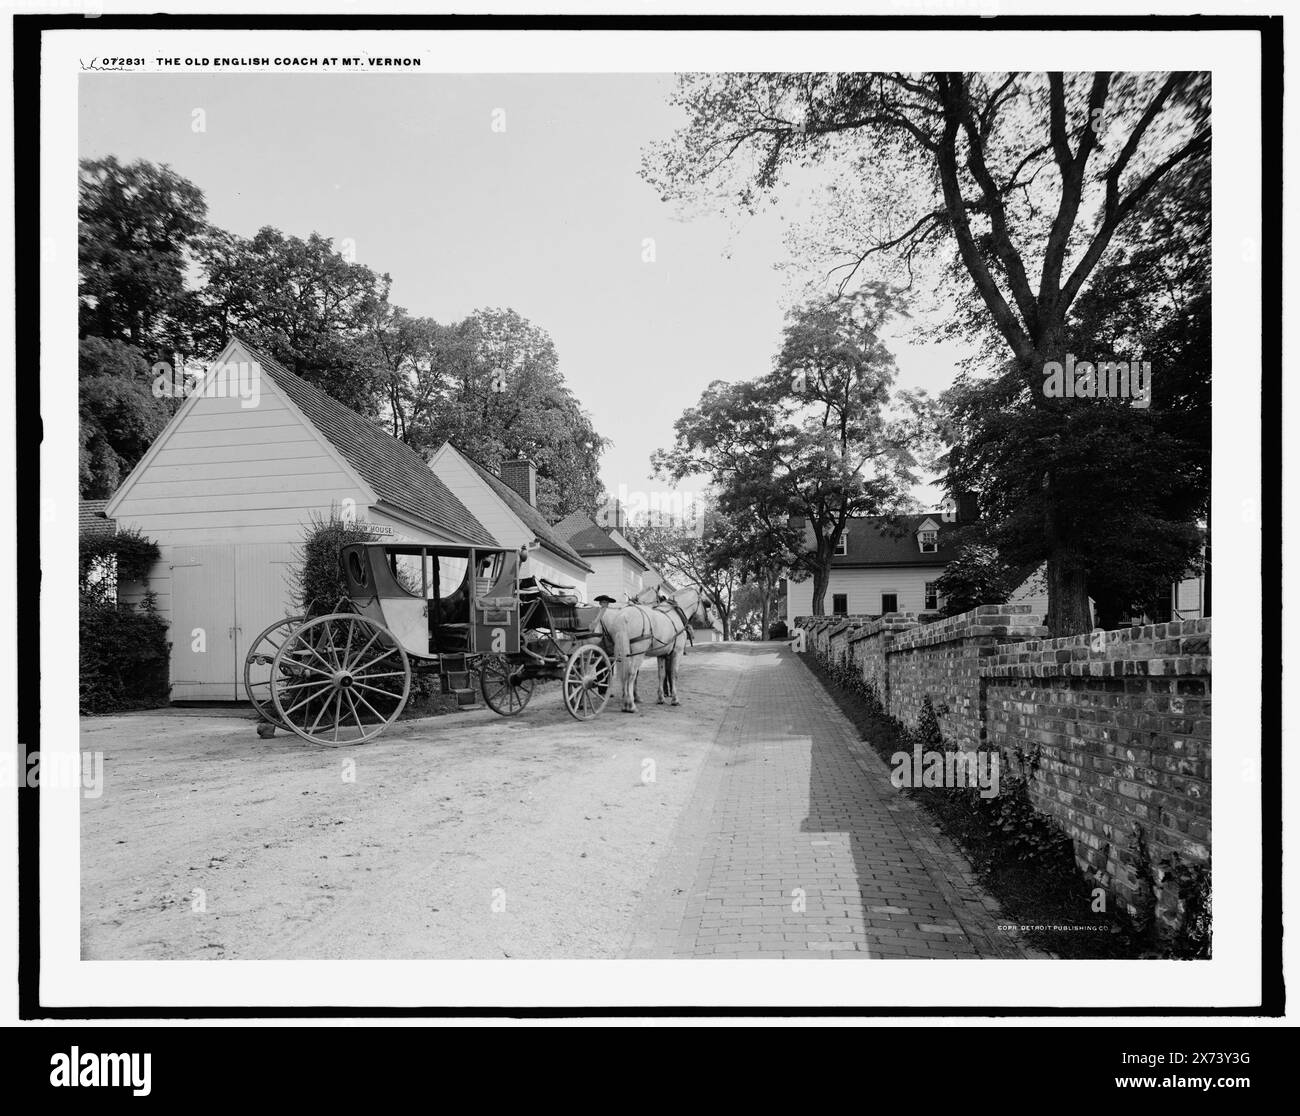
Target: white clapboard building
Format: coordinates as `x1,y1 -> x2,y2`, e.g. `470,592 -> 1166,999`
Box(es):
427,443 -> 592,595
105,336 -> 500,700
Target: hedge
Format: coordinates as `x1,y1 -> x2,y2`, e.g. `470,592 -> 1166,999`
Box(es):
79,527 -> 170,713
289,510 -> 384,617
80,593 -> 171,713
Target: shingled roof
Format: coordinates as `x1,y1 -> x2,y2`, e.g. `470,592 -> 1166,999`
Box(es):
825,513 -> 954,568
236,338 -> 497,547
553,511 -> 650,570
453,449 -> 592,572
79,498 -> 115,538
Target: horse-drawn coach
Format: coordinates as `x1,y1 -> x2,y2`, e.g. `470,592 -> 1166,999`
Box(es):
243,540 -> 712,746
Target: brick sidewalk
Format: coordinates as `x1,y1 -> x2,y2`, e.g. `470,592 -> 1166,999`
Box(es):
627,643 -> 1030,959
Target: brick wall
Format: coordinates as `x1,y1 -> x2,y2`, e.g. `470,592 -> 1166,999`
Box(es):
847,614 -> 927,709
792,609 -> 1212,926
885,605 -> 1047,749
983,621 -> 1211,923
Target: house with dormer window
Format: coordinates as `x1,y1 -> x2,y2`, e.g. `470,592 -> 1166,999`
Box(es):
784,513 -> 953,618
788,511 -> 1209,624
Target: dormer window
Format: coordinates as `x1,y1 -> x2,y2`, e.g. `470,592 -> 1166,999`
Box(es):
834,533 -> 848,557
916,518 -> 940,553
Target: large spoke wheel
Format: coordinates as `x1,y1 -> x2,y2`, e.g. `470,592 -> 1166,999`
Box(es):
480,655 -> 535,716
269,613 -> 410,746
563,644 -> 612,721
244,616 -> 306,732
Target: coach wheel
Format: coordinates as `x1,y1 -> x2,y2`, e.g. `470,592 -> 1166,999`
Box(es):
269,613 -> 410,746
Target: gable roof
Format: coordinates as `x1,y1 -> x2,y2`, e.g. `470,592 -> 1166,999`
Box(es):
828,513 -> 955,568
607,525 -> 658,574
79,498 -> 115,538
553,511 -> 650,569
235,339 -> 497,547
448,447 -> 592,572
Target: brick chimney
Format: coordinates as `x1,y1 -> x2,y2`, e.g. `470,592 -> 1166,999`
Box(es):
499,458 -> 537,508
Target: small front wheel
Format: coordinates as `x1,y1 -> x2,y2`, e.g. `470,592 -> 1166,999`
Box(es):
563,645 -> 612,720
480,655 -> 535,716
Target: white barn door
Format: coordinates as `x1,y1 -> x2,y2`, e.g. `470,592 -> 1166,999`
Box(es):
170,545 -> 237,700
233,544 -> 297,676
169,543 -> 297,701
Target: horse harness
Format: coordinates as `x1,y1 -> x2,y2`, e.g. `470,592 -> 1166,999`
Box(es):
618,598 -> 694,654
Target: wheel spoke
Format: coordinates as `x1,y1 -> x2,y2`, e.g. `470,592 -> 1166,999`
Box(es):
282,682 -> 335,718
298,639 -> 336,674
343,627 -> 382,672
280,675 -> 335,692
289,661 -> 335,679
351,689 -> 386,724
331,691 -> 343,743
278,655 -> 334,680
343,688 -> 364,731
308,690 -> 338,734
352,646 -> 400,673
350,680 -> 403,700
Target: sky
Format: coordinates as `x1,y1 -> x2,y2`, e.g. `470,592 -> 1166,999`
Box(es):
80,72 -> 965,511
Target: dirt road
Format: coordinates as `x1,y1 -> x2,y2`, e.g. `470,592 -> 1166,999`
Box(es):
80,646 -> 745,960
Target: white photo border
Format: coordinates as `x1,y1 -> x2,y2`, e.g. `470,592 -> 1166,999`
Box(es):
35,21 -> 1267,1012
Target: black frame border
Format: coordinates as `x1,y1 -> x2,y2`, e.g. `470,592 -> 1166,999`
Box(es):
16,10 -> 1283,1021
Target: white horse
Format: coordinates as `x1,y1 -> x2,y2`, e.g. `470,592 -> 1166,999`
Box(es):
598,585 -> 714,713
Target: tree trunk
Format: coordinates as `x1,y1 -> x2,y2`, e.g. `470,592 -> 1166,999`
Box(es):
810,563 -> 830,617
1045,555 -> 1092,636
759,573 -> 770,639
1035,372 -> 1092,639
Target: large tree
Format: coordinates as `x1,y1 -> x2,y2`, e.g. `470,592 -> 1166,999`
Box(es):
624,505 -> 749,641
78,157 -> 209,496
78,337 -> 174,497
644,71 -> 1210,634
77,160 -> 608,515
942,159 -> 1210,629
370,306 -> 606,521
654,285 -> 928,615
79,155 -> 209,352
194,227 -> 393,413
